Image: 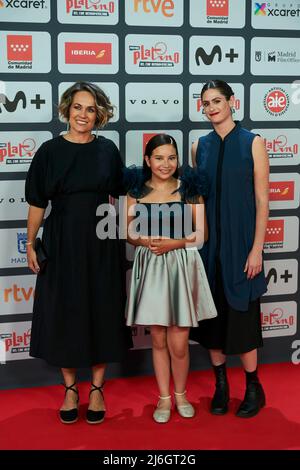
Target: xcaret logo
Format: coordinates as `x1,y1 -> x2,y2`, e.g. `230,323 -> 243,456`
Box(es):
65,0 -> 115,16
264,87 -> 290,117
254,1 -> 300,17
7,35 -> 32,62
254,2 -> 267,15
130,41 -> 180,68
269,181 -> 294,201
65,42 -> 112,64
0,0 -> 47,8
133,0 -> 174,17
0,137 -> 36,164
207,0 -> 229,17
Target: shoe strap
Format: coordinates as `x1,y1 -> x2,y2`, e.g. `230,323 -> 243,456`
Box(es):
158,395 -> 171,400
174,390 -> 186,396
89,382 -> 105,398
61,381 -> 78,395
61,382 -> 79,398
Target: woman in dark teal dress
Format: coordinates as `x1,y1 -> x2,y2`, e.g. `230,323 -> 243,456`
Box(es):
25,82 -> 131,425
191,80 -> 269,418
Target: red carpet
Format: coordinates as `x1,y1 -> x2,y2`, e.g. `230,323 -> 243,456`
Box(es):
0,362 -> 299,450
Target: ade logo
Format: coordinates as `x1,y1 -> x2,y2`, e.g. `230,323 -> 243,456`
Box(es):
195,45 -> 238,65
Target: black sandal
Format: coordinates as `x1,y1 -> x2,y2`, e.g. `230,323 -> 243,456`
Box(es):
59,382 -> 79,424
86,382 -> 105,424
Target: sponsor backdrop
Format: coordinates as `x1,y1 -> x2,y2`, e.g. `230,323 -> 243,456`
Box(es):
0,0 -> 299,388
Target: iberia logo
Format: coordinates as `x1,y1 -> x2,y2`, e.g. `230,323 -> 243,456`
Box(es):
265,219 -> 284,243
7,35 -> 32,61
65,42 -> 112,64
269,181 -> 294,201
207,0 -> 229,17
254,3 -> 267,15
264,87 -> 290,117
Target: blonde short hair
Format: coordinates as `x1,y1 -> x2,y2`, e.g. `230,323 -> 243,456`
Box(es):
58,81 -> 114,128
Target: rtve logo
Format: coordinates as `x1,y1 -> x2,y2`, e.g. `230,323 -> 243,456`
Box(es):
1,283 -> 34,303
133,0 -> 174,17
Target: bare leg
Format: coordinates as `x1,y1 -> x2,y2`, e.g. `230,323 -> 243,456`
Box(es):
151,326 -> 171,410
89,363 -> 106,411
167,326 -> 190,407
240,349 -> 257,372
209,349 -> 226,366
61,368 -> 77,410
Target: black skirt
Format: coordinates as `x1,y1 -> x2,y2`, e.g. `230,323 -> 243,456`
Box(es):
192,262 -> 263,355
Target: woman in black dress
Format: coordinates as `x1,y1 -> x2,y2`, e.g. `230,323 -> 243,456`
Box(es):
25,82 -> 131,424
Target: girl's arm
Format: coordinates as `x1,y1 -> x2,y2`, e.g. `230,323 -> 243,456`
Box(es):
244,136 -> 269,279
125,194 -> 151,248
150,197 -> 207,256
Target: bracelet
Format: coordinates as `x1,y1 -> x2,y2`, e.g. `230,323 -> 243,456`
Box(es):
25,242 -> 33,246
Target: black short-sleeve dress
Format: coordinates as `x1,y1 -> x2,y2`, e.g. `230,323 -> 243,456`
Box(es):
25,135 -> 132,368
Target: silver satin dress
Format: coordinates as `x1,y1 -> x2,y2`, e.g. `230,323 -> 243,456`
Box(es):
126,202 -> 217,327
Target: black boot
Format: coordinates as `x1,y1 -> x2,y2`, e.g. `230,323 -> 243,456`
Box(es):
236,369 -> 266,418
211,363 -> 229,415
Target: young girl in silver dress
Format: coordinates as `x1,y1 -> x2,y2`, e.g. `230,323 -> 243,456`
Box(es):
124,134 -> 217,423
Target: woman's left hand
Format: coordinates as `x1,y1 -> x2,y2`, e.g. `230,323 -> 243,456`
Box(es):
244,249 -> 263,279
149,238 -> 182,256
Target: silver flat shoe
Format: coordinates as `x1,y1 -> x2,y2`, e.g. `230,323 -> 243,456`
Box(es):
176,402 -> 195,418
153,395 -> 171,423
174,390 -> 195,418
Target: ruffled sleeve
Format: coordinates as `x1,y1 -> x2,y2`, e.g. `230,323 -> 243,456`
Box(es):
122,165 -> 151,199
177,165 -> 207,203
25,142 -> 49,209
